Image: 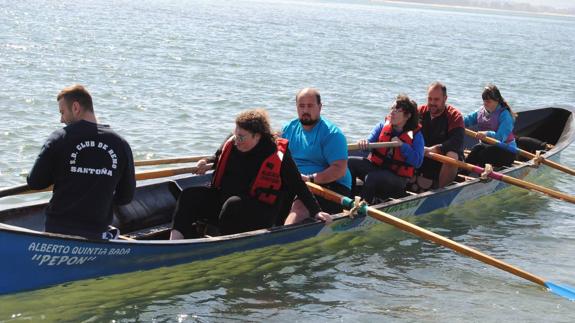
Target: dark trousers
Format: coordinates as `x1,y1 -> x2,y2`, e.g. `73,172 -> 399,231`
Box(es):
171,187 -> 278,238
348,156 -> 408,204
417,152 -> 463,183
516,137 -> 548,161
465,143 -> 516,168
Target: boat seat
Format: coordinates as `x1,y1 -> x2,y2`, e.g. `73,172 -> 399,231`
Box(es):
123,221 -> 219,240
122,223 -> 172,240
457,174 -> 475,181
112,175 -> 212,234
112,184 -> 176,233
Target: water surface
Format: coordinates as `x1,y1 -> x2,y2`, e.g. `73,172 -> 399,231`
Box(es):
0,0 -> 574,321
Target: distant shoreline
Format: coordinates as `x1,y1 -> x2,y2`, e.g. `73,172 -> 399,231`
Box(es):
375,0 -> 575,18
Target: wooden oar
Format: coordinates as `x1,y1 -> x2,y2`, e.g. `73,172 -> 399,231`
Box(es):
465,128 -> 575,176
135,142 -> 398,166
0,184 -> 30,198
347,141 -> 402,151
426,151 -> 575,204
136,142 -> 397,166
305,182 -> 575,301
0,164 -> 212,198
134,155 -> 211,167
135,164 -> 212,181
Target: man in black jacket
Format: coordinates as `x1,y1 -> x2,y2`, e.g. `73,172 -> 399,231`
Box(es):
27,84 -> 136,239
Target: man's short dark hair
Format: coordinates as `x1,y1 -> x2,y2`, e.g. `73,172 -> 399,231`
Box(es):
428,81 -> 447,96
296,88 -> 321,105
57,84 -> 94,112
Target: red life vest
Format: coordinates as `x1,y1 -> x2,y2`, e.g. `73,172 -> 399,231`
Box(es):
212,137 -> 288,205
367,121 -> 421,178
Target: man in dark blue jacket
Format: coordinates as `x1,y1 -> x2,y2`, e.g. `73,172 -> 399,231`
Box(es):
27,84 -> 135,239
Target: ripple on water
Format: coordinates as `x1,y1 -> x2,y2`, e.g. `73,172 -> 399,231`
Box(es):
1,0 -> 575,321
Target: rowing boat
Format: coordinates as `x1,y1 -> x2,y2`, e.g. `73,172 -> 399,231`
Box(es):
0,106 -> 573,295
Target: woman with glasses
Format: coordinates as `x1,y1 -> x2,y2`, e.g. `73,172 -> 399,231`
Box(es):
464,84 -> 517,168
348,94 -> 424,204
169,109 -> 330,240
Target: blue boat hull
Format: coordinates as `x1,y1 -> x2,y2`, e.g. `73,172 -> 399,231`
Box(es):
0,221 -> 329,294
0,159 -> 543,295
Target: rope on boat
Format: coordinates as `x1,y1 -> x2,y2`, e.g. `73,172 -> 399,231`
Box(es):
344,196 -> 368,218
533,150 -> 544,167
480,163 -> 494,181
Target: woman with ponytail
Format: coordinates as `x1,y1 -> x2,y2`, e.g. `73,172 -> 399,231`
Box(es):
464,84 -> 517,168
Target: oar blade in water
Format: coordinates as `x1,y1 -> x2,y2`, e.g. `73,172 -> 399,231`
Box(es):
545,282 -> 575,301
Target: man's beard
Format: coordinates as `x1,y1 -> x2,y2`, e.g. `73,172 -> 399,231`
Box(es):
299,115 -> 319,126
429,104 -> 445,118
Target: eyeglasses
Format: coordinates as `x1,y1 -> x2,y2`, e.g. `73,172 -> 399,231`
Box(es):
234,133 -> 252,143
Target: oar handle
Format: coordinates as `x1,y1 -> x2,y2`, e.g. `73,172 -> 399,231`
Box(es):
465,128 -> 510,147
135,164 -> 212,181
134,155 -> 211,167
347,141 -> 402,151
426,152 -> 575,204
305,182 -> 547,287
464,128 -> 575,176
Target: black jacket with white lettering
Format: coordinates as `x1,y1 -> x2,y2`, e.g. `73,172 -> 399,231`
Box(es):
27,120 -> 136,239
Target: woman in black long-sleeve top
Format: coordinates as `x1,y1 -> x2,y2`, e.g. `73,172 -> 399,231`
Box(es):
170,109 -> 330,239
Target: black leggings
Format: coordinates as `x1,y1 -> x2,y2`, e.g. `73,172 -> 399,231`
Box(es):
348,156 -> 408,203
171,187 -> 278,238
465,143 -> 516,168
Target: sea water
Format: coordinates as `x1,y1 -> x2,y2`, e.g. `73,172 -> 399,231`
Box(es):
0,0 -> 574,321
